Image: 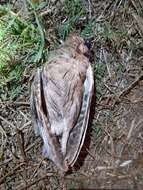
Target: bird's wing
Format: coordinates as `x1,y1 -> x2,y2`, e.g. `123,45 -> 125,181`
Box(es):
42,57 -> 86,126
65,64 -> 94,166
31,56 -> 93,170
31,68 -> 68,171
41,59 -> 85,154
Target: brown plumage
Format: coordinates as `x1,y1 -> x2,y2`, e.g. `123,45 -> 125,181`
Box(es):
31,33 -> 94,171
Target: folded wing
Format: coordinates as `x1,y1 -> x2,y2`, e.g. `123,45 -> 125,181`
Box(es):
65,65 -> 94,166
31,68 -> 68,171
31,34 -> 94,171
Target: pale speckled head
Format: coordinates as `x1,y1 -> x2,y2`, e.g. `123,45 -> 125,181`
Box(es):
65,32 -> 90,55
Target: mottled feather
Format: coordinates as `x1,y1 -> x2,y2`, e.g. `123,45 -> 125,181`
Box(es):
31,33 -> 94,171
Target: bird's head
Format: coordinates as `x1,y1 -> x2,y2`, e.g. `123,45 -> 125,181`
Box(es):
65,32 -> 92,58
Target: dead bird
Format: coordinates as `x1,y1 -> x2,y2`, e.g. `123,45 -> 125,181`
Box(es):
30,33 -> 94,172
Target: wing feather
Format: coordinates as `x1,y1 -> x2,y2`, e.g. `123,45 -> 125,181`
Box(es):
31,36 -> 94,171
65,65 -> 94,166
31,68 -> 68,171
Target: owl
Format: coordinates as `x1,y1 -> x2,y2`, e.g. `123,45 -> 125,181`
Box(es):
31,33 -> 94,171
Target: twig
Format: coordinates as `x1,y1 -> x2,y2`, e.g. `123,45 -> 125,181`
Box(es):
0,124 -> 7,159
30,157 -> 45,179
127,118 -> 143,141
0,101 -> 30,106
16,128 -> 27,162
19,111 -> 30,122
132,13 -> 143,37
118,117 -> 143,159
120,72 -> 143,96
112,72 -> 143,106
14,101 -> 30,106
25,137 -> 41,152
138,0 -> 143,8
126,118 -> 136,141
87,0 -> 92,19
0,163 -> 25,185
130,0 -> 139,13
0,137 -> 41,167
103,128 -> 116,165
0,115 -> 16,129
95,166 -> 116,171
85,148 -> 96,160
109,0 -> 120,23
16,173 -> 56,190
117,0 -> 124,9
98,0 -> 114,20
20,120 -> 32,131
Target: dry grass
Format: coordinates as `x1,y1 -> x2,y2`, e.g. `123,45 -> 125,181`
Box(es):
0,0 -> 143,189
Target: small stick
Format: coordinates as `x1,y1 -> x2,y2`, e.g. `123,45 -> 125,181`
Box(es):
0,163 -> 25,185
85,148 -> 96,160
16,173 -> 57,190
113,72 -> 143,106
16,128 -> 27,162
0,116 -> 15,129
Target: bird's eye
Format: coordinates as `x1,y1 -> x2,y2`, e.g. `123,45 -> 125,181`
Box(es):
84,40 -> 91,50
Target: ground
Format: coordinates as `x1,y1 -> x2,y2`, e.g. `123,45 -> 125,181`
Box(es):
0,0 -> 143,189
